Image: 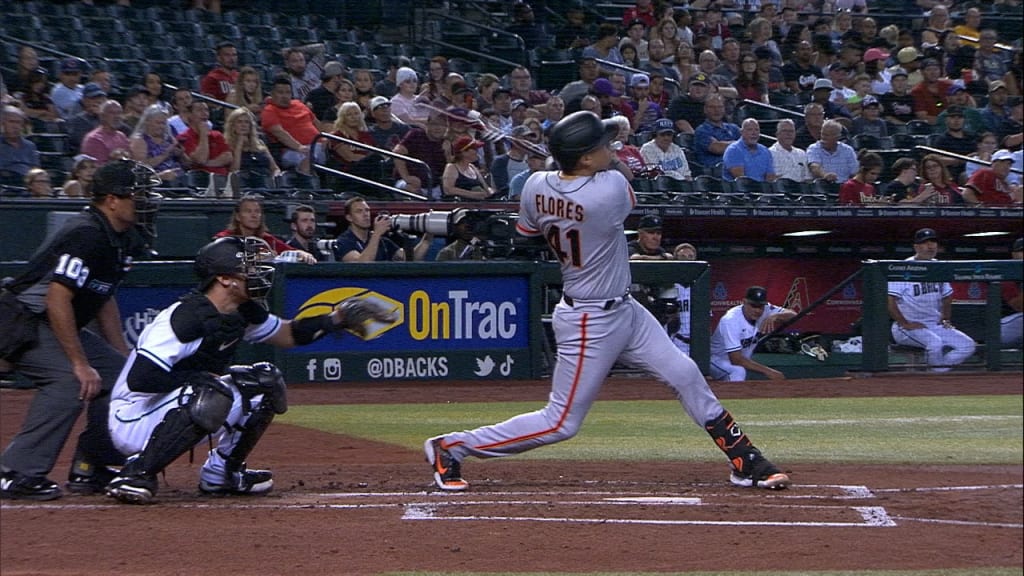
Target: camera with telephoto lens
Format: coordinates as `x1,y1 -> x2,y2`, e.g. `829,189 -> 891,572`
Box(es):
389,209 -> 552,260
314,239 -> 338,252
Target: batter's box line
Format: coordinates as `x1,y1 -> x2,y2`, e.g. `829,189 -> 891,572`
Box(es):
890,516 -> 1024,529
870,483 -> 1023,494
401,503 -> 897,528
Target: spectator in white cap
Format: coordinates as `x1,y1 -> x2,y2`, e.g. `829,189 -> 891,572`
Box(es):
963,149 -> 1021,206
640,117 -> 692,181
367,96 -> 410,150
625,73 -> 663,134
390,67 -> 427,127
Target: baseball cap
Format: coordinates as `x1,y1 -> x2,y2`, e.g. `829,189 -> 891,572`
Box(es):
828,62 -> 848,73
453,134 -> 484,153
861,95 -> 879,107
630,73 -> 650,87
321,61 -> 345,81
396,66 -> 418,86
82,82 -> 107,99
592,78 -> 620,97
991,149 -> 1014,162
369,95 -> 391,111
72,154 -> 97,172
945,105 -> 965,117
988,80 -> 1007,93
947,84 -> 966,95
745,286 -> 768,304
897,47 -> 921,64
637,214 -> 663,230
921,58 -> 940,69
754,46 -> 774,61
654,118 -> 675,134
60,58 -> 83,74
511,98 -> 528,110
1012,237 -> 1023,253
913,228 -> 938,244
863,47 -> 889,62
890,67 -> 909,78
690,72 -> 709,86
813,78 -> 834,91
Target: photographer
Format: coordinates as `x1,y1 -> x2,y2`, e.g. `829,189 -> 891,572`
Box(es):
436,210 -> 486,261
333,197 -> 433,262
285,205 -> 333,262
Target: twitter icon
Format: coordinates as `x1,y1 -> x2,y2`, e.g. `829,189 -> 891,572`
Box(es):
474,355 -> 495,376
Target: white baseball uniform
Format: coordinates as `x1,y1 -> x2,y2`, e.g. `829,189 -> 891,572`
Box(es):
439,168 -> 726,459
109,298 -> 282,484
709,301 -> 788,381
669,282 -> 692,356
888,257 -> 976,372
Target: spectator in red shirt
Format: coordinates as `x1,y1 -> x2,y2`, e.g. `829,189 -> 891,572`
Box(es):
963,149 -> 1022,206
177,101 -> 232,176
839,151 -> 888,205
200,41 -> 239,103
622,0 -> 657,29
261,77 -> 320,175
910,58 -> 954,124
213,196 -> 314,263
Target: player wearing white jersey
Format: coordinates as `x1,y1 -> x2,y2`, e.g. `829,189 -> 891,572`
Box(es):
1001,237 -> 1023,349
667,242 -> 698,356
104,236 -> 394,504
888,228 -> 976,372
710,286 -> 797,381
424,111 -> 790,492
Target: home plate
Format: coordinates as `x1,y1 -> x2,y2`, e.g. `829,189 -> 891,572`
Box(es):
604,497 -> 702,505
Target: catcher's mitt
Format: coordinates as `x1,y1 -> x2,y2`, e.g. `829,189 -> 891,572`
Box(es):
333,298 -> 398,338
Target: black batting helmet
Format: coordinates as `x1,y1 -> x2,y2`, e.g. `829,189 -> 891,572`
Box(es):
194,236 -> 276,304
548,111 -> 618,171
92,159 -> 163,239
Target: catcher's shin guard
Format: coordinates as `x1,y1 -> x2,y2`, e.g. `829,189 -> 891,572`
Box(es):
219,400 -> 275,473
704,410 -> 755,466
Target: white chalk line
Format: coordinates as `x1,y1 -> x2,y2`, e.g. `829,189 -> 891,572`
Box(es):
870,483 -> 1023,493
751,415 -> 1021,426
890,516 -> 1024,529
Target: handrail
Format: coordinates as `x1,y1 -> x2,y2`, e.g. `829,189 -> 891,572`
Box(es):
915,145 -> 1023,175
312,163 -> 426,201
438,12 -> 526,52
741,99 -> 806,118
593,57 -> 681,90
956,34 -> 1015,51
420,38 -> 523,71
315,132 -> 430,201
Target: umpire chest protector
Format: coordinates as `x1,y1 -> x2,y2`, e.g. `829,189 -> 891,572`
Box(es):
169,294 -> 249,374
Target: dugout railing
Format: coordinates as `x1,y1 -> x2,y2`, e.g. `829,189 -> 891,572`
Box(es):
860,259 -> 1023,372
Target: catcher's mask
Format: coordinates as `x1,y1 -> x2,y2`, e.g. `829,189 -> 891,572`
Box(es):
194,236 -> 276,306
92,159 -> 163,240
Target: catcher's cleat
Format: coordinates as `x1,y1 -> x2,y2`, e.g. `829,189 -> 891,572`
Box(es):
66,464 -> 118,495
199,468 -> 273,496
0,471 -> 62,501
729,449 -> 790,490
424,436 -> 468,491
106,474 -> 158,504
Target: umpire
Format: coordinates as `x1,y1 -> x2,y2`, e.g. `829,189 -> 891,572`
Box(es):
0,159 -> 161,501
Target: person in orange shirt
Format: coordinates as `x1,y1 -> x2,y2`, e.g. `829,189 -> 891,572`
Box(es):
260,77 -> 320,176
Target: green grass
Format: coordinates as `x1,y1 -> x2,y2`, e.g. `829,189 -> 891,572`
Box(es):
382,572 -> 1021,576
278,395 -> 1024,465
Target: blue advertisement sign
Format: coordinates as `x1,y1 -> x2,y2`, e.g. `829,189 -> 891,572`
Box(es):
282,275 -> 531,353
117,286 -> 190,346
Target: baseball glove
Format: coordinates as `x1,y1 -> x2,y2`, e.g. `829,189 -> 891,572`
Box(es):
333,298 -> 398,338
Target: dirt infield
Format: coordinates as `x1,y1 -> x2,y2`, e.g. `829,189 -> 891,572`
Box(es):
2,373 -> 1022,576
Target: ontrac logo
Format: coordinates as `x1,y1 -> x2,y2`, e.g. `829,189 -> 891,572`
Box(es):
295,288 -> 519,341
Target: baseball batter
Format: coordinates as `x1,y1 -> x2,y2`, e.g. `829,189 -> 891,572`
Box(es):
710,286 -> 797,381
424,111 -> 790,492
105,236 -> 393,504
888,228 -> 976,372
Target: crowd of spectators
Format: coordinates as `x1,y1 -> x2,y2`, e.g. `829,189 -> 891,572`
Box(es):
1,0 -> 1022,205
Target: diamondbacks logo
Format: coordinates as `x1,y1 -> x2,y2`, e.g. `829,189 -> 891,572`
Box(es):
295,288 -> 403,340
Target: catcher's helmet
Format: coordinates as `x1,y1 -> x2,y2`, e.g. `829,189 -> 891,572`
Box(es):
548,111 -> 618,171
92,159 -> 163,239
194,236 -> 276,303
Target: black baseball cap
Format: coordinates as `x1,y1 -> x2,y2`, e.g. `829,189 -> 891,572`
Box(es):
745,286 -> 768,304
638,214 -> 663,230
914,228 -> 938,243
945,105 -> 965,117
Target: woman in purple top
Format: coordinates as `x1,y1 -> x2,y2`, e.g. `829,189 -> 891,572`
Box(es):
129,104 -> 184,182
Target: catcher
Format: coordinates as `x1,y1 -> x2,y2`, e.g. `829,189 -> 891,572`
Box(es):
105,236 -> 394,504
